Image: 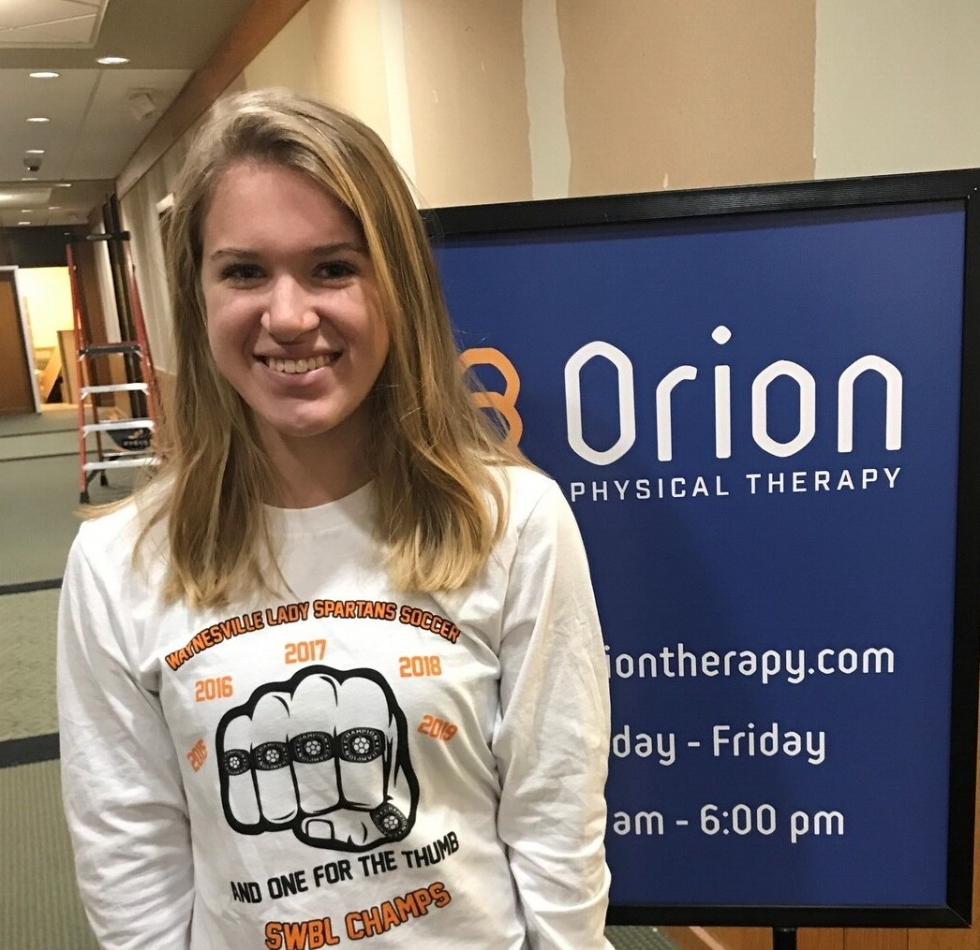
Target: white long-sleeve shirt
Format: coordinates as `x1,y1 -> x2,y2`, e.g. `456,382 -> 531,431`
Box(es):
58,467 -> 612,949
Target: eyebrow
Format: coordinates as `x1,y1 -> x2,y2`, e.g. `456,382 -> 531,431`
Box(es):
207,241 -> 369,262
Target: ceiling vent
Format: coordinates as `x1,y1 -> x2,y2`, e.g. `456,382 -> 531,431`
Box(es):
127,90 -> 158,121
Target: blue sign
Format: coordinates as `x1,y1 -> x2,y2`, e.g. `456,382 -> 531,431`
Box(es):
430,175 -> 980,926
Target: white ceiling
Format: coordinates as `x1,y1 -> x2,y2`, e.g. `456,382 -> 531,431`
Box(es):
0,0 -> 255,228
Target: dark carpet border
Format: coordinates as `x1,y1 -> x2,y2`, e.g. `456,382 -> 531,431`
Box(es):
0,578 -> 63,596
0,733 -> 60,769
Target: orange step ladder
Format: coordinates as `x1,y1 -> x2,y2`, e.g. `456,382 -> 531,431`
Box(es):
67,232 -> 161,504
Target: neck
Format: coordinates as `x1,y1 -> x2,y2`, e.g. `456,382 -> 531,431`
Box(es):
260,427 -> 371,509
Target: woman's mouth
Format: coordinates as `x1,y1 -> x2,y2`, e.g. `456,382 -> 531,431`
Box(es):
262,353 -> 337,374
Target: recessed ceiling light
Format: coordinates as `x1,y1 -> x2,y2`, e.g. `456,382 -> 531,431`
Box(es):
55,182 -> 72,188
27,116 -> 49,123
21,177 -> 37,182
20,209 -> 31,213
48,206 -> 61,211
18,221 -> 30,226
25,149 -> 44,155
29,71 -> 59,79
97,56 -> 129,65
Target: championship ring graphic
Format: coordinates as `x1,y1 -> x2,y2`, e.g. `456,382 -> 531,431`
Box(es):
216,666 -> 419,852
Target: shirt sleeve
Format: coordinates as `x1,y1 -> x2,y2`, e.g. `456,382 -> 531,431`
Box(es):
57,529 -> 195,950
492,479 -> 614,950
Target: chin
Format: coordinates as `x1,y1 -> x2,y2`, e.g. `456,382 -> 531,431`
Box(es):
254,405 -> 367,446
270,419 -> 339,440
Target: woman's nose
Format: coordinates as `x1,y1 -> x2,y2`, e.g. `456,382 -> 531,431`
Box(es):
261,276 -> 319,340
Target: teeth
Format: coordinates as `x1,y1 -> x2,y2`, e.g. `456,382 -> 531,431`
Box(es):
266,354 -> 332,374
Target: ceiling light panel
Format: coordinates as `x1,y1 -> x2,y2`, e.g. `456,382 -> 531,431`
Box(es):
0,1 -> 107,48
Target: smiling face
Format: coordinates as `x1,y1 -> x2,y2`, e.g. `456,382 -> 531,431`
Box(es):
200,161 -> 390,492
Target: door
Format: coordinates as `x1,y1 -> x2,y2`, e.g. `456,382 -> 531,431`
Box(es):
0,271 -> 36,414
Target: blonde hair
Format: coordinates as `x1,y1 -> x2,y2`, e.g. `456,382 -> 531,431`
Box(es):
137,88 -> 527,607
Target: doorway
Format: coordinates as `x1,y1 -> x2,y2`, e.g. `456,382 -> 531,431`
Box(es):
17,267 -> 76,406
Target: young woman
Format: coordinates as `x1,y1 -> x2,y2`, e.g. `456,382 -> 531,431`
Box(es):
58,88 -> 612,950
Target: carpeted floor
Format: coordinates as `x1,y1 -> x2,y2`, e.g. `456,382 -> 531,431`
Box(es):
0,451 -> 140,589
1,454 -> 86,587
0,760 -> 100,950
0,430 -> 78,461
0,588 -> 60,743
0,405 -> 78,437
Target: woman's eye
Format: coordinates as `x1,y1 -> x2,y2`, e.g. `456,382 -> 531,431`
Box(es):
219,263 -> 265,283
316,260 -> 356,280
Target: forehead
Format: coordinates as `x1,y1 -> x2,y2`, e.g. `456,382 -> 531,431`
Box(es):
201,161 -> 361,249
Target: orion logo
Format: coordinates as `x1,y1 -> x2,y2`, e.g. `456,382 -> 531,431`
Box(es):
464,325 -> 902,467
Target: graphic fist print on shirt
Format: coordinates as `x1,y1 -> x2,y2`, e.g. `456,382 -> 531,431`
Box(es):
216,666 -> 418,852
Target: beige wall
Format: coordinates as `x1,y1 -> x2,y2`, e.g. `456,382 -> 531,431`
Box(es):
242,3 -> 320,100
244,0 -> 534,207
244,1 -> 405,175
306,0 -> 392,149
522,0 -> 569,200
559,0 -> 816,196
401,0 -> 532,207
814,0 -> 980,179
